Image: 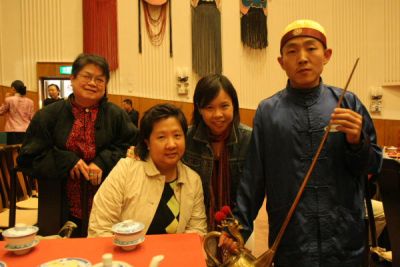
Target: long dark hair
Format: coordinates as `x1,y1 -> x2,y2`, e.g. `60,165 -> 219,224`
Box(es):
135,103 -> 188,160
192,74 -> 240,127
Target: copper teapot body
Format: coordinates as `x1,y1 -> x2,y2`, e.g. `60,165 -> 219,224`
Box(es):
203,231 -> 274,267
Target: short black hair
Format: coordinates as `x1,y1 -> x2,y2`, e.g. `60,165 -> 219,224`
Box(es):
11,80 -> 27,95
122,99 -> 133,106
192,74 -> 240,127
135,103 -> 187,160
71,53 -> 110,82
47,84 -> 60,91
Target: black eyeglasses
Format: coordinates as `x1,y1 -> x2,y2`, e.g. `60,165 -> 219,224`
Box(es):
77,73 -> 106,86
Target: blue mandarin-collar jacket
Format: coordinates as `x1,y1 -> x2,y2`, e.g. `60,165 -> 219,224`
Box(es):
236,82 -> 382,267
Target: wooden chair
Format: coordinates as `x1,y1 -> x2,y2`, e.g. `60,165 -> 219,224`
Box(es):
0,145 -> 34,201
0,149 -> 37,229
3,144 -> 86,236
4,145 -> 38,210
1,145 -> 79,238
378,158 -> 400,266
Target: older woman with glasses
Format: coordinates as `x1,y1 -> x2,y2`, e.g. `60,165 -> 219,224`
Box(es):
18,53 -> 138,237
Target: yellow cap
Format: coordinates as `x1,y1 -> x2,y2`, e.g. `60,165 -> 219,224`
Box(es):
280,19 -> 327,51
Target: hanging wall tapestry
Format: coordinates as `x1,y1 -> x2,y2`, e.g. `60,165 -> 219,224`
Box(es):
240,0 -> 268,49
191,0 -> 222,77
83,0 -> 119,70
139,0 -> 173,57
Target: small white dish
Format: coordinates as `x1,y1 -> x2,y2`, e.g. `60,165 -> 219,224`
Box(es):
92,261 -> 132,267
39,257 -> 91,267
113,236 -> 145,251
386,146 -> 398,153
92,253 -> 132,267
4,237 -> 39,255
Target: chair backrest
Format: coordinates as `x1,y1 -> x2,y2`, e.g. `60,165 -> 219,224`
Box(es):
0,145 -> 30,202
378,158 -> 400,266
0,147 -> 10,209
0,169 -> 6,212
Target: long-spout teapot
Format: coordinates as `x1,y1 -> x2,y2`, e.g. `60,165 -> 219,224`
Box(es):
203,214 -> 275,267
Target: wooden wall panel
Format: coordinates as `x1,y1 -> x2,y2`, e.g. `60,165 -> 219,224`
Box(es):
107,94 -> 122,108
373,119 -> 400,147
383,119 -> 400,147
1,89 -> 399,149
240,108 -> 256,127
171,101 -> 194,124
36,62 -> 72,79
26,91 -> 39,112
373,119 -> 386,147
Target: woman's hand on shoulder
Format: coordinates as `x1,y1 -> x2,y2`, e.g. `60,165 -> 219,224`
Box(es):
126,146 -> 139,159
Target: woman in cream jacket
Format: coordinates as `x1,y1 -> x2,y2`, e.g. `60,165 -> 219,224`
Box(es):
88,103 -> 207,237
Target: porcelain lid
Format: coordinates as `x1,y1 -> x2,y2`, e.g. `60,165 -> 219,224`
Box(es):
112,220 -> 144,234
2,224 -> 39,238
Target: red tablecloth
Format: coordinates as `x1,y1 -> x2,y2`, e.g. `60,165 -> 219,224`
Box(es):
0,233 -> 207,267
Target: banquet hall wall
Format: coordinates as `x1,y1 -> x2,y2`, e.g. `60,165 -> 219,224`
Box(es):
0,0 -> 399,127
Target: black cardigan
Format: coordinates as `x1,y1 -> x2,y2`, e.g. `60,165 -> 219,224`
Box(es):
18,95 -> 138,181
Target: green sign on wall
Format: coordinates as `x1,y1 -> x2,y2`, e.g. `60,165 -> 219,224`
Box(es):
59,66 -> 72,75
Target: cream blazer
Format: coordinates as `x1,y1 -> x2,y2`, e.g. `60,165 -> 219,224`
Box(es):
88,157 -> 207,237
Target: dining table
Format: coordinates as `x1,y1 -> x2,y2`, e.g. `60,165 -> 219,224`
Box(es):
0,233 -> 207,267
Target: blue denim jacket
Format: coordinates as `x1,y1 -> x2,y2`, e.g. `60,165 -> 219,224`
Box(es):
182,122 -> 252,220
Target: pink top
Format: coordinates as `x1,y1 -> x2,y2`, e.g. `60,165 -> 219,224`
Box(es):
0,93 -> 34,132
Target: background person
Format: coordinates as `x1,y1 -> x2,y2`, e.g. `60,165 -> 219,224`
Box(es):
88,103 -> 207,237
43,83 -> 63,106
122,98 -> 139,127
0,80 -> 34,144
233,19 -> 382,267
18,53 -> 138,237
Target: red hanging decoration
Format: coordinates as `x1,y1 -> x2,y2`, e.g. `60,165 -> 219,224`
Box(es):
83,0 -> 119,71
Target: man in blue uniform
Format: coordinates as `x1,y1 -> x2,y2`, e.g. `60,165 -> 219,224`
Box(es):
235,19 -> 382,266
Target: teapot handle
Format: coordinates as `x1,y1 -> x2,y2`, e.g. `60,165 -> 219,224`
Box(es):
203,231 -> 223,266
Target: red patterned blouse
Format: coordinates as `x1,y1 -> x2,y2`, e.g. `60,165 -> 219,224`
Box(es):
66,101 -> 99,219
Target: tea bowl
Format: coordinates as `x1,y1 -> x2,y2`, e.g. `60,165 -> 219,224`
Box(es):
112,220 -> 145,251
2,223 -> 39,255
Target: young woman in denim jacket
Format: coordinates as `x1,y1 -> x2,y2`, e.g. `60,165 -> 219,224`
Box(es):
182,74 -> 252,230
